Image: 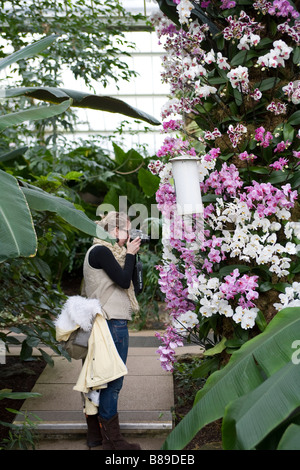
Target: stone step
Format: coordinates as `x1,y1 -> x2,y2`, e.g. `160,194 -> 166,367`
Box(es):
13,339 -> 175,437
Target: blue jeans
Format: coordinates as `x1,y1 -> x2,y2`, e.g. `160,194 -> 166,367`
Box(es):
98,319 -> 129,421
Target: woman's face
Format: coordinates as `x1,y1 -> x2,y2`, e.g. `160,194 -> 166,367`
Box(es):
115,222 -> 131,246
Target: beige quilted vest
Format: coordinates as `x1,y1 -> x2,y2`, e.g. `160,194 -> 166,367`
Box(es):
82,246 -> 132,320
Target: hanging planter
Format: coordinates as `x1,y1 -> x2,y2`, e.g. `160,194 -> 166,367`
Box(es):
170,155 -> 203,215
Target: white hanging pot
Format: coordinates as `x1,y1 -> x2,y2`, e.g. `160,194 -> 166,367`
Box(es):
170,155 -> 203,215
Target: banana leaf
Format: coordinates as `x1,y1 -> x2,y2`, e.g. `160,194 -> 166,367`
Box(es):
0,99 -> 72,131
161,307 -> 300,450
21,186 -> 114,242
0,146 -> 28,163
277,424 -> 300,450
0,34 -> 58,71
3,87 -> 161,126
0,170 -> 37,262
222,361 -> 300,449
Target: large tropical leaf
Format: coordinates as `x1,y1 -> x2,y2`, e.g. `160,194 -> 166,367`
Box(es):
0,99 -> 72,131
3,87 -> 161,126
0,146 -> 28,163
161,307 -> 300,450
0,34 -> 58,71
138,167 -> 160,197
277,424 -> 300,450
222,361 -> 300,450
21,186 -> 114,242
0,170 -> 37,262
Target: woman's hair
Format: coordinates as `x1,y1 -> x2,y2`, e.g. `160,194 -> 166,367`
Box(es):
96,211 -> 130,234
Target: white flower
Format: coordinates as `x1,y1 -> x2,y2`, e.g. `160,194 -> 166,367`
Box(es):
276,208 -> 291,220
285,242 -> 297,255
219,300 -> 234,318
204,49 -> 216,64
159,162 -> 173,184
173,310 -> 199,336
199,297 -> 215,317
227,66 -> 249,92
257,40 -> 293,68
216,52 -> 231,70
206,277 -> 220,290
233,306 -> 244,324
187,280 -> 200,301
238,33 -> 260,50
267,233 -> 277,244
270,222 -> 282,232
241,309 -> 258,330
176,0 -> 193,24
195,83 -> 217,98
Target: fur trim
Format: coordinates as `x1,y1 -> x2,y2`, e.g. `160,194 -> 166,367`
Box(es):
55,295 -> 102,332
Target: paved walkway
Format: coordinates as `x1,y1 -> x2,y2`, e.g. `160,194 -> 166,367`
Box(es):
12,330 -> 200,451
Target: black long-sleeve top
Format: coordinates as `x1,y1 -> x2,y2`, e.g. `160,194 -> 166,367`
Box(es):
88,245 -> 136,290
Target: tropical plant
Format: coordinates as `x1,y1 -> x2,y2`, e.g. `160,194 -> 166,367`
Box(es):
0,0 -> 152,142
149,0 -> 300,364
0,0 -> 142,90
0,34 -> 160,262
162,306 -> 300,450
0,27 -> 161,370
146,0 -> 300,450
0,389 -> 42,450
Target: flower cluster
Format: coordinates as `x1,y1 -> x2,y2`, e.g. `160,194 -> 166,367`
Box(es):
155,326 -> 184,371
273,282 -> 300,311
150,0 -> 300,371
257,39 -> 293,68
172,310 -> 199,336
283,81 -> 300,104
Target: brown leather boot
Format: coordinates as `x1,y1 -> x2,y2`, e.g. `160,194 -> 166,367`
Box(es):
99,413 -> 141,450
86,414 -> 102,449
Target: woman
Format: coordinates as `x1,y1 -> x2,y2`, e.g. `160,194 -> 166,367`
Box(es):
82,211 -> 141,451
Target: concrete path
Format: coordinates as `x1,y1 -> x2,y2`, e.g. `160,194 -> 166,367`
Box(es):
12,330 -> 200,451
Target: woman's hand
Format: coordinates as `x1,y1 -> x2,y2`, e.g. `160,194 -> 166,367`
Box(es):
126,236 -> 141,255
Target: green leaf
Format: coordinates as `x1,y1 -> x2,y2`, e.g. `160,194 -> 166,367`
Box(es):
203,337 -> 227,357
21,186 -> 113,241
4,87 -> 161,126
283,123 -> 295,142
192,357 -> 219,379
112,143 -> 127,166
288,111 -> 300,126
0,99 -> 72,131
255,310 -> 268,331
219,265 -> 250,276
38,348 -> 54,367
0,390 -> 41,401
102,186 -> 120,210
259,282 -> 273,292
0,34 -> 58,71
289,170 -> 300,190
20,340 -> 33,361
0,146 -> 28,163
0,170 -> 37,262
256,77 -> 280,92
248,166 -> 269,175
277,424 -> 300,450
161,307 -> 300,450
222,361 -> 300,450
231,50 -> 258,66
293,46 -> 300,65
138,167 -> 160,197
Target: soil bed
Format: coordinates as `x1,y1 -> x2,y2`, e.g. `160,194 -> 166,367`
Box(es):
173,372 -> 222,450
0,356 -> 46,443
